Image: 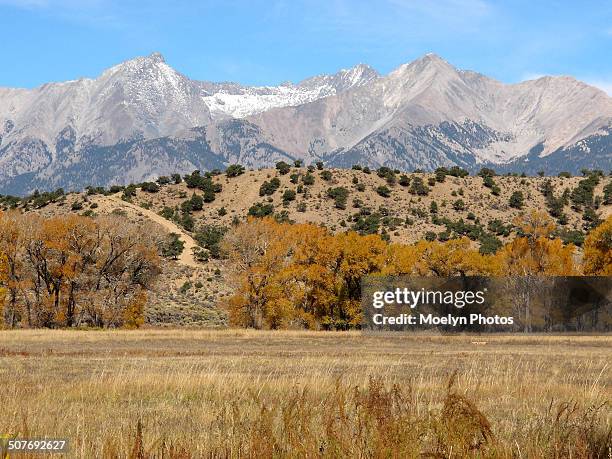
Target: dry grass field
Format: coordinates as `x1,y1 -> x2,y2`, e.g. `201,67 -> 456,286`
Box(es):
1,330 -> 610,457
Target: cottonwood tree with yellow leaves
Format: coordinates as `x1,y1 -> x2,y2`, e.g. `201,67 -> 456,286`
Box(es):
494,211 -> 579,331
583,216 -> 612,275
223,218 -> 498,329
498,211 -> 578,275
0,211 -> 161,328
222,219 -> 391,329
222,212 -> 610,330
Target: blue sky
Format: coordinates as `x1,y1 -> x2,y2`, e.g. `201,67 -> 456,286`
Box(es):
0,0 -> 610,94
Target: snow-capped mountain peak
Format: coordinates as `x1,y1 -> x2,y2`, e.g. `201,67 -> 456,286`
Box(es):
0,53 -> 610,195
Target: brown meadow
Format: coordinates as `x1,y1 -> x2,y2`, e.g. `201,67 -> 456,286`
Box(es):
0,330 -> 610,457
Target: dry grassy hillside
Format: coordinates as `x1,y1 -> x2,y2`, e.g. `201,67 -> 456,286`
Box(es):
3,165 -> 610,326
22,167 -> 611,241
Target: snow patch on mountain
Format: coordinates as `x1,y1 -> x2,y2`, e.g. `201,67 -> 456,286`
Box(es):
200,64 -> 379,119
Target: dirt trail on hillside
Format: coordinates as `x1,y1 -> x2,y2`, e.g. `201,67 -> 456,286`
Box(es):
97,194 -> 199,268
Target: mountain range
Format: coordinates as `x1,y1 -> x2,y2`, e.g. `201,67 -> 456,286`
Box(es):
0,52 -> 610,195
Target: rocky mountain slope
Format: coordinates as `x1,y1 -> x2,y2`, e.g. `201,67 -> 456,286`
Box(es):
0,53 -> 610,195
250,55 -> 611,170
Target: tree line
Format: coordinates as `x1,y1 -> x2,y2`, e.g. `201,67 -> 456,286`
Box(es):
1,208 -> 609,330
222,212 -> 611,330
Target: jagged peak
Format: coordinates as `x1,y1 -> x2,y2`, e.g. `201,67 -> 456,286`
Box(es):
147,52 -> 166,63
388,53 -> 460,82
411,53 -> 455,70
124,52 -> 167,65
339,63 -> 378,74
297,63 -> 379,90
421,52 -> 445,61
339,63 -> 380,81
102,52 -> 171,78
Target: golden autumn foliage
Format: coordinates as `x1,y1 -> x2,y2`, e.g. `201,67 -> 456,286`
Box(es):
0,211 -> 161,328
222,213 -> 609,330
498,237 -> 577,275
515,210 -> 557,242
123,289 -> 148,329
222,218 -> 498,329
498,211 -> 578,275
2,208 -> 609,331
583,216 -> 612,275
